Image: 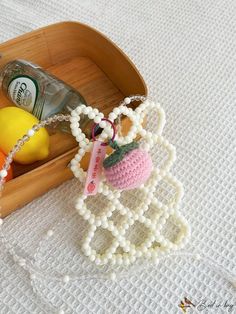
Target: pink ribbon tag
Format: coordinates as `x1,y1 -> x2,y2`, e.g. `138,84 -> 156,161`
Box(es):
84,141 -> 106,196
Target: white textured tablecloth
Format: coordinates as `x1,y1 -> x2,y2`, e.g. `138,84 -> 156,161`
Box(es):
0,1 -> 235,313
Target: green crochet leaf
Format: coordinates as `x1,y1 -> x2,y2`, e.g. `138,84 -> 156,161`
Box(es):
103,141 -> 139,169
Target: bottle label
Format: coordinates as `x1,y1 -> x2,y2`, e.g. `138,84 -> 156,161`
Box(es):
8,75 -> 38,114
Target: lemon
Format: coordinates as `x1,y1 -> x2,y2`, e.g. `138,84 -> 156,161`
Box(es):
0,107 -> 50,164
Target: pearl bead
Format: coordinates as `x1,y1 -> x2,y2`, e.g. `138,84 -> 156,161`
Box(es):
84,249 -> 91,257
70,116 -> 78,123
106,211 -> 112,218
46,230 -> 54,237
94,116 -> 101,124
109,112 -> 117,121
89,216 -> 95,224
101,220 -> 108,228
136,250 -> 142,258
139,129 -> 147,137
83,107 -> 90,114
71,160 -> 78,167
79,148 -> 85,156
77,207 -> 85,215
0,170 -> 7,178
113,229 -> 119,237
89,254 -> 96,262
129,247 -> 136,255
104,126 -> 112,136
139,216 -> 145,223
110,244 -> 117,253
129,218 -> 134,225
30,273 -> 36,280
27,129 -> 35,137
0,218 -> 3,226
87,229 -> 94,239
95,258 -> 102,265
84,212 -> 91,220
123,223 -> 129,230
98,112 -> 104,119
71,110 -> 77,117
142,246 -> 148,253
108,223 -> 115,232
100,133 -> 107,141
110,258 -> 116,265
123,257 -> 131,265
80,141 -> 87,148
130,256 -> 136,263
62,275 -> 70,284
103,189 -> 109,196
90,225 -> 97,232
88,112 -> 95,119
143,143 -> 150,151
71,128 -> 80,136
74,155 -> 81,162
99,121 -> 106,128
97,185 -> 103,193
95,220 -> 102,227
18,259 -> 26,267
113,107 -> 121,115
83,242 -> 90,249
110,272 -> 116,281
79,104 -> 86,110
124,97 -> 131,104
195,254 -> 201,261
101,257 -> 108,264
106,252 -> 113,259
116,256 -> 123,265
120,229 -> 126,236
123,245 -> 130,253
77,134 -> 85,142
125,135 -> 132,142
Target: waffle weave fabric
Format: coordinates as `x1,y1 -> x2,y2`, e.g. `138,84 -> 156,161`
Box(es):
0,1 -> 235,313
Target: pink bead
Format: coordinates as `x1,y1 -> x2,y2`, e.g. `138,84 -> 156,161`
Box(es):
104,149 -> 152,190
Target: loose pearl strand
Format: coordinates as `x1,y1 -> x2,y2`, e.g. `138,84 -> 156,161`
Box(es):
119,95 -> 146,107
27,216 -> 235,293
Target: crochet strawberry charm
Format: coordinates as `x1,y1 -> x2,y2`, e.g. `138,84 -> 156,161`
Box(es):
103,141 -> 153,190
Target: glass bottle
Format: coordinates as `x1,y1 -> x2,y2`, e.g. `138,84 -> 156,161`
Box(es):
0,59 -> 90,134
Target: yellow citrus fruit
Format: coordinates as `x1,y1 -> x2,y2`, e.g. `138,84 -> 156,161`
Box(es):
0,107 -> 50,164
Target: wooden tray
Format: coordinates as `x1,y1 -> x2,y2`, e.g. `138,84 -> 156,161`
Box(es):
0,21 -> 147,218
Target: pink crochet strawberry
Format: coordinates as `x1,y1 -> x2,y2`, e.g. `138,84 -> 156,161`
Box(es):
103,141 -> 152,190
